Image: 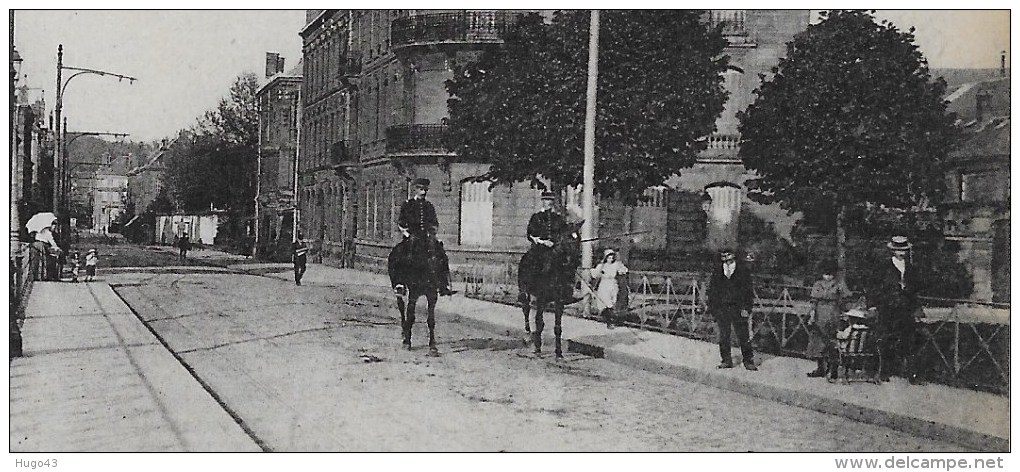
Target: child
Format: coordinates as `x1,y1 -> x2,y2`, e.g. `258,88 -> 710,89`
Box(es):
69,251 -> 81,283
84,249 -> 98,282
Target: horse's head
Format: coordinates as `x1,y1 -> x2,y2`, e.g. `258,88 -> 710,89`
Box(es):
552,221 -> 583,271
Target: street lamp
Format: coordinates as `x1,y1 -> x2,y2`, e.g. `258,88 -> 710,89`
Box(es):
10,45 -> 24,252
54,44 -> 137,248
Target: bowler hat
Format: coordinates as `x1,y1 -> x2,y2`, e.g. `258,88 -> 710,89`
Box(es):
413,178 -> 430,188
540,191 -> 556,200
887,235 -> 912,250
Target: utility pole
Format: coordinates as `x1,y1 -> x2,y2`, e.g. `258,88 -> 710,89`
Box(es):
581,10 -> 599,270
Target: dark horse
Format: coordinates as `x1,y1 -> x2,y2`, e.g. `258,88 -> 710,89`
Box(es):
388,236 -> 441,355
517,222 -> 583,358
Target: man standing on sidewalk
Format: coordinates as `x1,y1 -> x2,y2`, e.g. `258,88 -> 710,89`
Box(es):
707,248 -> 757,371
293,232 -> 308,286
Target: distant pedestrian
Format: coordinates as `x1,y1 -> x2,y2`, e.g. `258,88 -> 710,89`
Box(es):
178,234 -> 191,261
805,260 -> 852,378
84,249 -> 99,282
69,251 -> 81,283
591,248 -> 628,328
293,232 -> 308,286
707,248 -> 757,371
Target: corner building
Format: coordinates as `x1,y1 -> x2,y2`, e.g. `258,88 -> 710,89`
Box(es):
300,10 -> 811,271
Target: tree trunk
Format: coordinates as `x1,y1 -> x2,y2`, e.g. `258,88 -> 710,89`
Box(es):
836,204 -> 847,283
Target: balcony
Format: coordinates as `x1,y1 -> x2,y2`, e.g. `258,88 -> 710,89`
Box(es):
391,11 -> 520,50
340,55 -> 361,78
385,124 -> 453,156
706,10 -> 756,48
698,133 -> 742,163
330,140 -> 356,166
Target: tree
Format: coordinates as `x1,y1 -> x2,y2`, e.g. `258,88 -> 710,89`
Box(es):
738,10 -> 961,272
200,72 -> 260,147
161,72 -> 259,246
446,11 -> 730,203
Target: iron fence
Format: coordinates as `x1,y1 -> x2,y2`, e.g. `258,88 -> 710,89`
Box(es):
9,242 -> 34,358
457,265 -> 1009,394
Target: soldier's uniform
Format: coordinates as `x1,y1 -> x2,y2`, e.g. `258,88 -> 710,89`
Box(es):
397,178 -> 453,295
527,206 -> 567,246
398,197 -> 439,239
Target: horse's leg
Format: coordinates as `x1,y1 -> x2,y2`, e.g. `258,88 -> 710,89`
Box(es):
532,302 -> 545,354
426,291 -> 439,356
404,292 -> 418,349
396,295 -> 407,343
519,292 -> 532,333
554,301 -> 564,359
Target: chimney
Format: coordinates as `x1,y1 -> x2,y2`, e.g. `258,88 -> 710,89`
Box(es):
976,89 -> 992,122
265,52 -> 281,78
277,57 -> 286,75
1001,50 -> 1007,77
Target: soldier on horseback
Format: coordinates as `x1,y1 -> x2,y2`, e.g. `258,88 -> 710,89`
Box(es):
527,191 -> 567,255
396,178 -> 455,296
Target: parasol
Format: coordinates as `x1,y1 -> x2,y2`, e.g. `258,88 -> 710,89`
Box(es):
26,212 -> 58,234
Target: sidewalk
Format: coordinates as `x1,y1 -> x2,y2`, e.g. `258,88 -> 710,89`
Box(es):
9,282 -> 261,452
250,261 -> 1010,452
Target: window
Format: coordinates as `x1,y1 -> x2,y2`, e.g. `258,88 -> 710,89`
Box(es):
459,180 -> 493,246
961,172 -> 1008,202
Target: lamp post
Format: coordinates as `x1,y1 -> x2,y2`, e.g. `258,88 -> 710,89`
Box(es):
10,41 -> 24,254
54,44 -> 136,249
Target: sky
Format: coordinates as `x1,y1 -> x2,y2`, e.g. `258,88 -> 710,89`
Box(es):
10,8 -> 1011,143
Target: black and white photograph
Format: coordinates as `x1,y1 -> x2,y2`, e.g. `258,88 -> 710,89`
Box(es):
6,4 -> 1012,466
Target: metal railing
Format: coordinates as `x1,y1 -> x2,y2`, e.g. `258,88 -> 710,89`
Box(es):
9,242 -> 35,358
458,266 -> 1010,394
391,11 -> 520,49
385,124 -> 452,156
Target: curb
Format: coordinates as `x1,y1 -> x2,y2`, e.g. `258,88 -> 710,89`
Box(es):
572,337 -> 1009,452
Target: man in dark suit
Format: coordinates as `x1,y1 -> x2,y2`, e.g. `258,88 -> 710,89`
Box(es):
867,235 -> 925,384
292,232 -> 308,286
526,191 -> 567,251
397,178 -> 454,296
707,248 -> 757,370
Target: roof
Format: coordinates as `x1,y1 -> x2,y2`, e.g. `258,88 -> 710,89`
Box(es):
946,75 -> 1010,159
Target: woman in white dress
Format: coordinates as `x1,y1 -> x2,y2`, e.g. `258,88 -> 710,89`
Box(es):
591,248 -> 628,328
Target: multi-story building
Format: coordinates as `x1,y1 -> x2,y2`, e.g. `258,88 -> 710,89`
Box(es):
14,85 -> 54,236
299,10 -> 360,263
92,173 -> 128,233
942,71 -> 1010,302
255,52 -> 303,261
124,146 -> 169,243
667,10 -> 811,254
299,9 -> 811,271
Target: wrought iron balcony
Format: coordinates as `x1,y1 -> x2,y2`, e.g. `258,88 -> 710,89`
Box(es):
391,11 -> 520,49
385,124 -> 452,156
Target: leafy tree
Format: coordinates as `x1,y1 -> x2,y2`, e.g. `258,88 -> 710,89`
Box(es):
738,10 -> 961,272
446,11 -> 730,203
161,72 -> 259,246
199,72 -> 260,147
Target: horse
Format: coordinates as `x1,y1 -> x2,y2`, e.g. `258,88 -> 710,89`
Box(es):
387,235 -> 441,355
517,222 -> 583,358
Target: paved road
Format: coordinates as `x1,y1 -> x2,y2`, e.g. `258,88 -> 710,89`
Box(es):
104,264 -> 966,452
